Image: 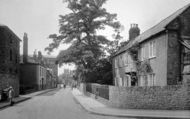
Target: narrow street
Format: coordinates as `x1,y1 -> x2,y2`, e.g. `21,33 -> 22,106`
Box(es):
0,88 -> 136,119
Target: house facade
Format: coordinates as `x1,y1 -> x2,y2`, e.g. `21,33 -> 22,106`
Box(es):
44,56 -> 58,85
0,24 -> 21,97
20,63 -> 47,91
20,33 -> 57,93
46,68 -> 56,89
113,4 -> 190,87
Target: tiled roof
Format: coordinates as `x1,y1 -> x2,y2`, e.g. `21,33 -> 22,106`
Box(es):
113,3 -> 190,57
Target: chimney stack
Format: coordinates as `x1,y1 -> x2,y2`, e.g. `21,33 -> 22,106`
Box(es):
23,33 -> 28,63
129,23 -> 140,40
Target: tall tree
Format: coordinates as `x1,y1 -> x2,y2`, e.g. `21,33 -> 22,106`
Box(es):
46,0 -> 121,82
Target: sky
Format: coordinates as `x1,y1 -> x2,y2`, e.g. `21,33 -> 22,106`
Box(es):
1,0 -> 190,74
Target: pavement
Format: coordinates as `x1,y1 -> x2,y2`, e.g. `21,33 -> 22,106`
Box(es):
72,88 -> 190,119
0,88 -> 56,109
0,88 -> 126,119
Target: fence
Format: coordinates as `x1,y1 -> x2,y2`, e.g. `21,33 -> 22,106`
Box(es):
86,83 -> 109,100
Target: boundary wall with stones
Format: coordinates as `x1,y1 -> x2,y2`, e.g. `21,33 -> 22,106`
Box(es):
80,83 -> 190,110
0,74 -> 19,97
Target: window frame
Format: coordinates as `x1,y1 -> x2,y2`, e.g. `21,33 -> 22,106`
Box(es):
149,40 -> 156,58
148,73 -> 155,86
10,49 -> 13,61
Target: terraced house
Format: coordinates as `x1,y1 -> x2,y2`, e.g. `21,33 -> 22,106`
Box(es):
113,4 -> 190,87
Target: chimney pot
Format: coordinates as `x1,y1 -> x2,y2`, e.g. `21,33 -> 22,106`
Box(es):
129,23 -> 140,40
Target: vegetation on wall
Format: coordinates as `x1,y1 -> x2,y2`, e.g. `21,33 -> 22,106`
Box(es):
128,43 -> 152,75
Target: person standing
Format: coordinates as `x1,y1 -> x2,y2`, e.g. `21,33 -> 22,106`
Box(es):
8,86 -> 14,106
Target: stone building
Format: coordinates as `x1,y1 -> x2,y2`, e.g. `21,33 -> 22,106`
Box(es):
20,33 -> 47,92
112,3 -> 190,87
44,56 -> 58,84
46,68 -> 56,89
20,63 -> 47,91
0,24 -> 21,96
20,33 -> 57,93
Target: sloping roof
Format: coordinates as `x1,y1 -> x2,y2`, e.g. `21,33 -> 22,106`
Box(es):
113,3 -> 190,57
0,23 -> 7,27
0,24 -> 22,41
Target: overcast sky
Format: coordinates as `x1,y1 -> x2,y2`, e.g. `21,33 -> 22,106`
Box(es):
0,0 -> 190,74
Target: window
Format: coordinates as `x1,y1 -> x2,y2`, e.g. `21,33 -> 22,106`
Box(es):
141,45 -> 147,61
40,67 -> 42,76
140,75 -> 148,86
124,76 -> 128,87
149,40 -> 156,58
1,67 -> 6,73
144,75 -> 148,86
9,35 -> 13,44
10,39 -> 13,44
15,54 -> 18,63
15,69 -> 18,74
119,55 -> 123,67
148,74 -> 155,86
9,68 -> 12,73
140,46 -> 144,61
0,49 -> 5,55
140,75 -> 144,86
124,53 -> 128,65
10,49 -> 13,61
184,50 -> 190,64
115,58 -> 118,68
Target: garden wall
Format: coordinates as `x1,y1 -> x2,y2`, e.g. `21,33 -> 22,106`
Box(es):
83,83 -> 190,110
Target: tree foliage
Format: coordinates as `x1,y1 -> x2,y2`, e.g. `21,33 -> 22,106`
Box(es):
45,0 -> 121,83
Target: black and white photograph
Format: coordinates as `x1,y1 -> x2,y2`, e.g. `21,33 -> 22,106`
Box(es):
0,0 -> 190,119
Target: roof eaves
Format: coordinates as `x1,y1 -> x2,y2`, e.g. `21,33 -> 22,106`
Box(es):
0,25 -> 22,41
112,3 -> 190,58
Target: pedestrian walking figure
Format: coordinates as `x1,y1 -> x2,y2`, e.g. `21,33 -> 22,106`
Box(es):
8,86 -> 14,106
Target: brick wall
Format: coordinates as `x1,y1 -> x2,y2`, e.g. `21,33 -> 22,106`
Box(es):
83,83 -> 190,110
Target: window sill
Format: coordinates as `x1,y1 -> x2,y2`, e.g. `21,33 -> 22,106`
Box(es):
149,57 -> 156,60
139,57 -> 156,62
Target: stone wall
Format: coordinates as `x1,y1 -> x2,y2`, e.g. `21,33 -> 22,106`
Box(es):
0,74 -> 19,97
82,83 -> 190,110
109,85 -> 189,110
0,26 -> 20,97
167,31 -> 181,85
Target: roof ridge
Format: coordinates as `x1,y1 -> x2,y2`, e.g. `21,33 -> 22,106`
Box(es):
113,3 -> 190,57
141,3 -> 190,34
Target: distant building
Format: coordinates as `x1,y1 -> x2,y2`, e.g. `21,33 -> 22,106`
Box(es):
46,68 -> 56,88
20,33 -> 47,92
20,63 -> 47,91
20,33 -> 58,93
44,56 -> 58,84
112,4 -> 190,87
0,24 -> 21,97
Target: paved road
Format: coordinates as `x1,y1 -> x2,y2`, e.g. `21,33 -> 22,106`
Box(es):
0,88 -> 137,119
